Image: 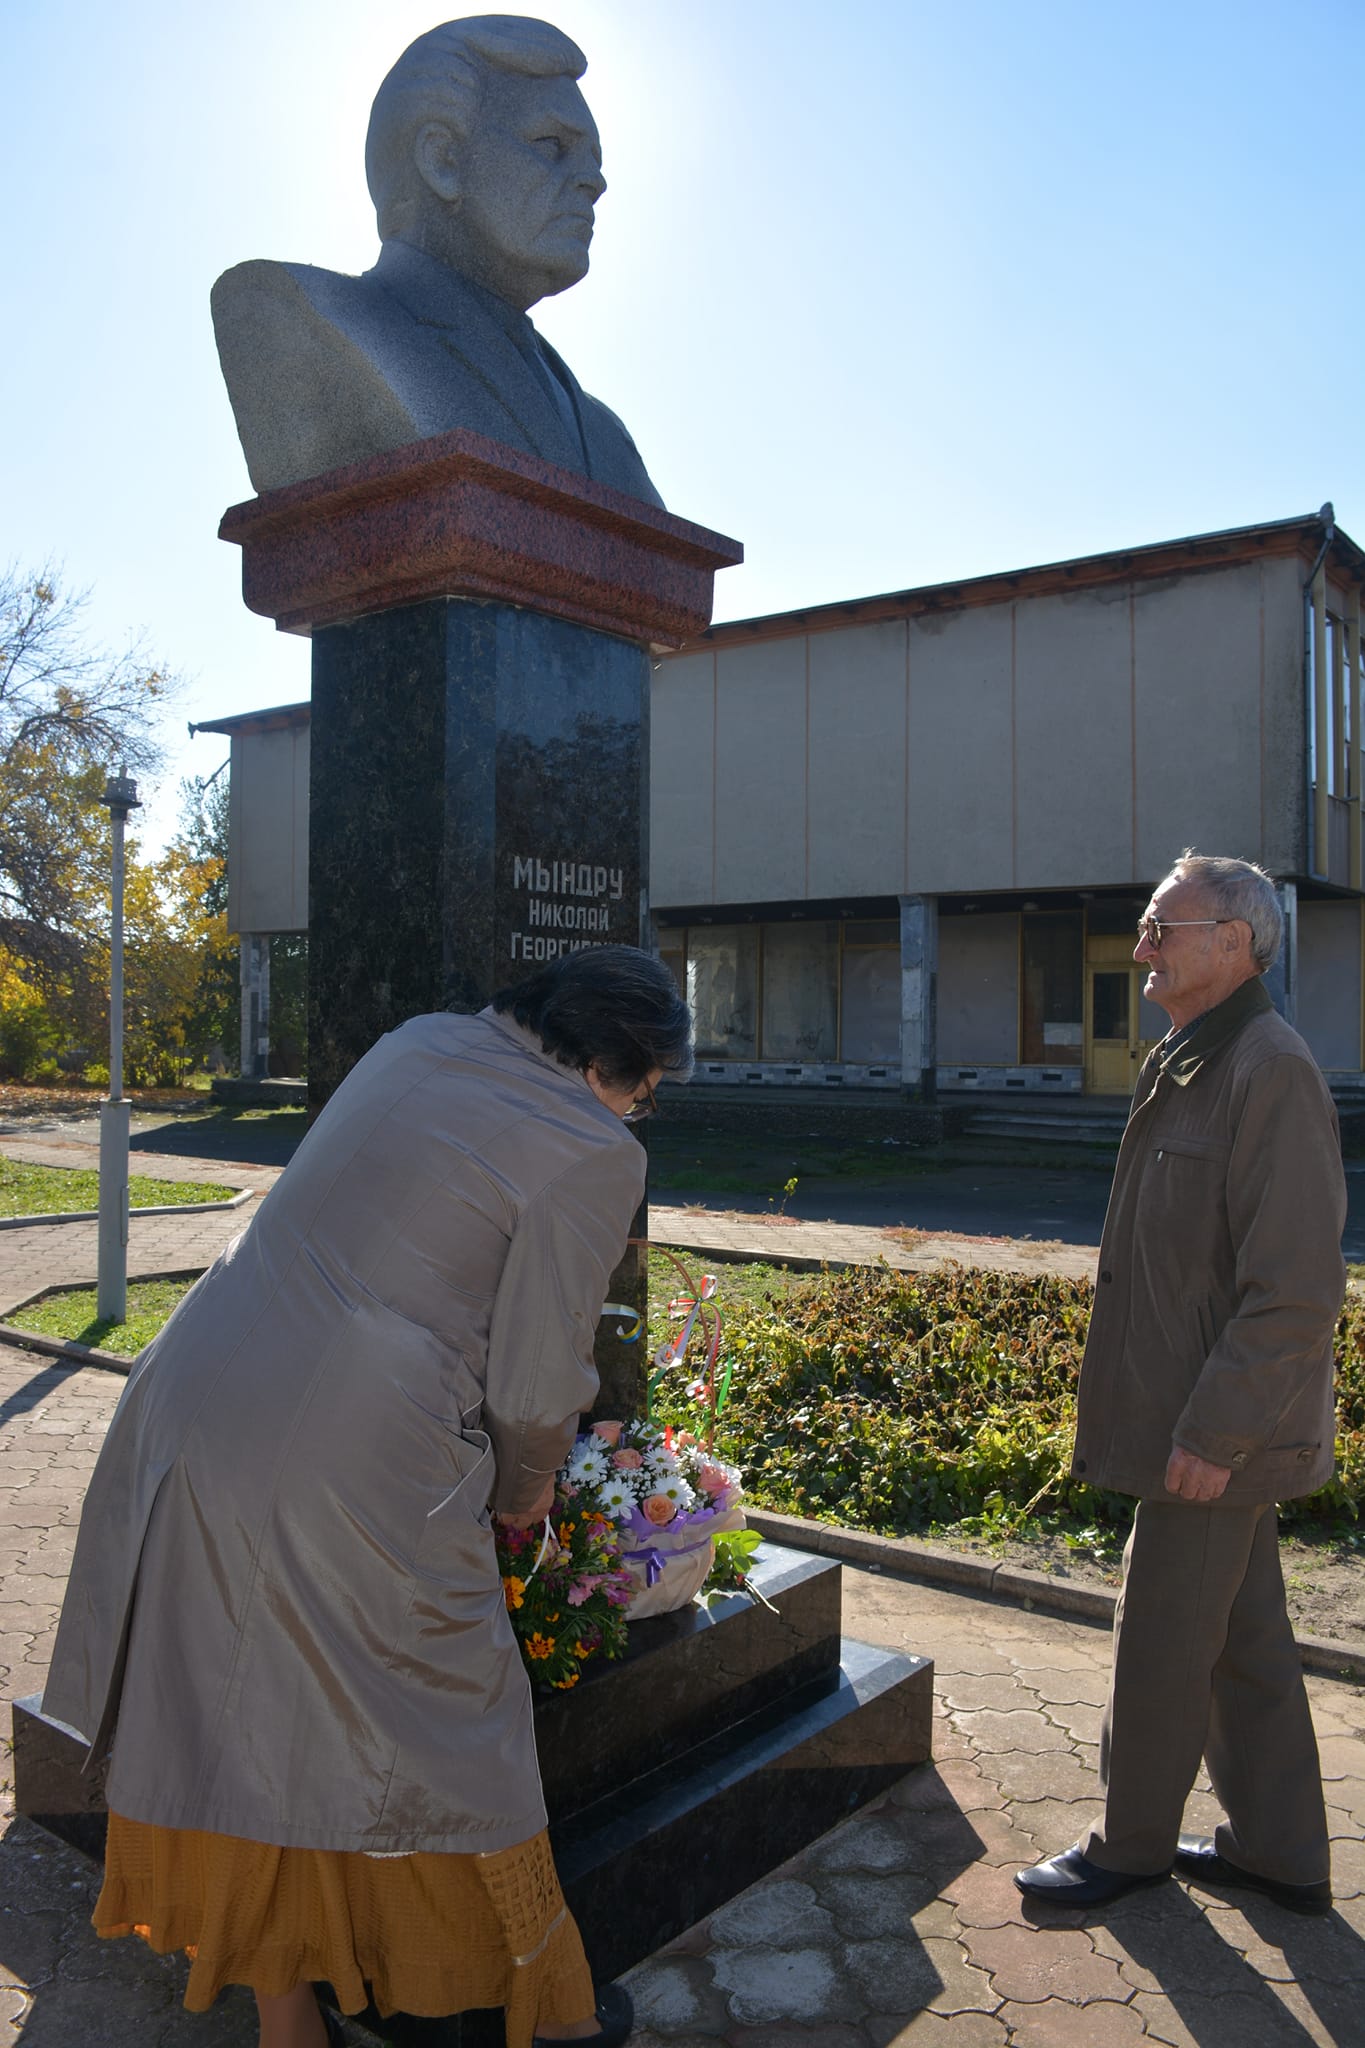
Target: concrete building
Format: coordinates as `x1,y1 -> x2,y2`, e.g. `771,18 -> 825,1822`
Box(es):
202,506 -> 1365,1099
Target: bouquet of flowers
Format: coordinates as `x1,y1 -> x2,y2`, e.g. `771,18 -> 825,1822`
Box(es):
494,1499 -> 634,1693
560,1419 -> 746,1619
496,1255 -> 754,1685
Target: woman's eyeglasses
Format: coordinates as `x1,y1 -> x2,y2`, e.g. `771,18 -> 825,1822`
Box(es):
623,1078 -> 658,1125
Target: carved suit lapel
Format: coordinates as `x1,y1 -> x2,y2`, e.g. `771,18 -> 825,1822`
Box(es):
368,242 -> 585,470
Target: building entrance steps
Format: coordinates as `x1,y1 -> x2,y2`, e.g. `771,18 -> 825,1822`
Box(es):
954,1093 -> 1131,1146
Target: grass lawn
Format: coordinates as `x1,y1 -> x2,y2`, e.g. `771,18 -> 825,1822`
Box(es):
0,1158 -> 234,1219
6,1249 -> 792,1366
10,1277 -> 199,1356
648,1245 -> 804,1325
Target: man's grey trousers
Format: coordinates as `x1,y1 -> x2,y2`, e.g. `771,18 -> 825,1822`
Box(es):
1081,1498 -> 1329,1884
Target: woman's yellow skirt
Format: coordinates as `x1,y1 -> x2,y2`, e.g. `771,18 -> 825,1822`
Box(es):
96,1810 -> 596,2046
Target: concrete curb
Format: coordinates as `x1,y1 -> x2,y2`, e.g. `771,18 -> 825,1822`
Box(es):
745,1506 -> 1365,1684
0,1322 -> 134,1373
656,1239 -> 858,1274
0,1268 -> 210,1375
0,1189 -> 254,1230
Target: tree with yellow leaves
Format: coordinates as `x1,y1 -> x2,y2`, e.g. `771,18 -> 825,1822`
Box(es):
0,565 -> 174,1009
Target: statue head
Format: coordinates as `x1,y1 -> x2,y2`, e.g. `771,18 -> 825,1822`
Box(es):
365,16 -> 605,313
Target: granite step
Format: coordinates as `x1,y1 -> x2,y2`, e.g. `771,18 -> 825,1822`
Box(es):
358,1635 -> 933,2045
538,1543 -> 843,1816
14,1544 -> 933,2047
555,1634 -> 933,1981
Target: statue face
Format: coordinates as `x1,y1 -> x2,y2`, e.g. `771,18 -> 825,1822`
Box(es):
447,70 -> 606,310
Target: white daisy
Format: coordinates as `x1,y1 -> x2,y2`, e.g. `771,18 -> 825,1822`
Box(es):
567,1446 -> 609,1482
598,1481 -> 635,1520
656,1476 -> 696,1511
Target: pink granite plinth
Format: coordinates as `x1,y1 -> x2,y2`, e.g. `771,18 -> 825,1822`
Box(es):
219,428 -> 742,648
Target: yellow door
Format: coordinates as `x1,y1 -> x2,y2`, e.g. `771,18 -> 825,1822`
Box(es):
1086,967 -> 1164,1095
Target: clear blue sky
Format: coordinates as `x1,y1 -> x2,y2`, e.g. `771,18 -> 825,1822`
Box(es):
4,0 -> 1362,850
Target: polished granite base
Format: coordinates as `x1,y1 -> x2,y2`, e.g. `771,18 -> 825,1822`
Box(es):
307,595 -> 649,1104
14,1543 -> 931,2044
218,427 -> 742,645
306,591 -> 652,1410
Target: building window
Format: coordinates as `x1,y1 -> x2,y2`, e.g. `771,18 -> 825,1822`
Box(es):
685,926 -> 759,1058
761,922 -> 839,1061
840,920 -> 900,1061
1020,911 -> 1083,1065
664,917 -> 893,1064
938,912 -> 1020,1065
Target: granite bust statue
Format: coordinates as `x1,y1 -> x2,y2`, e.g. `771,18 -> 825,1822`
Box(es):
211,15 -> 663,505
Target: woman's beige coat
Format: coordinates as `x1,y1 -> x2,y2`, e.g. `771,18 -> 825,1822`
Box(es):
43,1008 -> 646,1855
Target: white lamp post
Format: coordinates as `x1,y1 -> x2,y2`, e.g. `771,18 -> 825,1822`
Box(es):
97,770 -> 140,1324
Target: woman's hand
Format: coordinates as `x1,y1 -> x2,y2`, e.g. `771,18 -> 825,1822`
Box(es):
496,1476 -> 556,1529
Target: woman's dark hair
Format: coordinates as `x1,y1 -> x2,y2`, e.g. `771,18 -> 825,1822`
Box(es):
493,946 -> 694,1088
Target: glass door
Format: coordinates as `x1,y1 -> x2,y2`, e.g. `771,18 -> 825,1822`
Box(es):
1086,968 -> 1165,1094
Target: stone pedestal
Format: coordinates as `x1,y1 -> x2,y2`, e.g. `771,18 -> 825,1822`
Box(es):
14,1541 -> 932,2044
219,428 -> 742,1414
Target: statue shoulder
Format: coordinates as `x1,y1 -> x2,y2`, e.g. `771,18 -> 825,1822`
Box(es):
211,260 -> 417,495
211,258 -> 376,333
575,390 -> 665,510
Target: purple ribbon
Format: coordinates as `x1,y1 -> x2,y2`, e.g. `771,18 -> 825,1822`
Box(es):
623,1530 -> 717,1572
636,1546 -> 667,1587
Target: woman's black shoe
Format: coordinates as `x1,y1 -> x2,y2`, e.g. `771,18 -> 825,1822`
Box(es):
534,1981 -> 633,2048
315,1994 -> 346,2046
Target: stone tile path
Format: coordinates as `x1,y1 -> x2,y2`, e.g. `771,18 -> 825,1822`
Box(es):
0,1138 -> 277,1321
650,1210 -> 1098,1283
0,1171 -> 1095,1327
1,1143 -> 1362,2043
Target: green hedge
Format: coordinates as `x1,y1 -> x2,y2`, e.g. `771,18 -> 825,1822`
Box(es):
658,1267 -> 1365,1536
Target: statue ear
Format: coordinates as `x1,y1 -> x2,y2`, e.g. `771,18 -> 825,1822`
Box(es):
414,122 -> 463,205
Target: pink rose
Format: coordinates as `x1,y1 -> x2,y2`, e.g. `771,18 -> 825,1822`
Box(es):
696,1463 -> 730,1497
641,1493 -> 677,1526
612,1448 -> 644,1470
591,1421 -> 623,1447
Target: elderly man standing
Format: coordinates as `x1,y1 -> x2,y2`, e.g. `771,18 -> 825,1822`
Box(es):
1016,852 -> 1345,1916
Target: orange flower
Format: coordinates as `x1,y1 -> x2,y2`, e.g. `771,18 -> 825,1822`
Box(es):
503,1576 -> 526,1610
526,1633 -> 556,1660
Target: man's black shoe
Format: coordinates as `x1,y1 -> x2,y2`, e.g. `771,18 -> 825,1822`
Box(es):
1014,1845 -> 1169,1908
1174,1835 -> 1332,1917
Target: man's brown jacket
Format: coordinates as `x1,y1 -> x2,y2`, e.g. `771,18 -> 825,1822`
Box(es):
1071,977 -> 1346,1503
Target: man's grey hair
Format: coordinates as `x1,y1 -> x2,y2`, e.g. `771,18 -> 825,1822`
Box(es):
366,17 -> 588,239
1169,851 -> 1283,972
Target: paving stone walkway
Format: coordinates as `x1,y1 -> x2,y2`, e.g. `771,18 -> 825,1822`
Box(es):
1,1343 -> 1362,2046
1,1145 -> 1362,2044
0,1138 -> 277,1321
0,1146 -> 1095,1325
